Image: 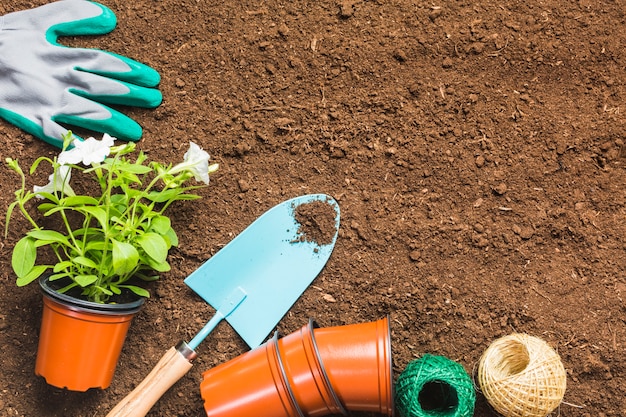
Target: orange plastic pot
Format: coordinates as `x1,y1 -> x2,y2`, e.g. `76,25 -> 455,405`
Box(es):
277,319 -> 346,417
313,316 -> 394,415
35,276 -> 144,391
200,333 -> 303,417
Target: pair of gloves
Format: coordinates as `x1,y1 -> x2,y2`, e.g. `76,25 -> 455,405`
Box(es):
0,0 -> 162,148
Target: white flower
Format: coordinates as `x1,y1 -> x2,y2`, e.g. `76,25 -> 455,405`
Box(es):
170,141 -> 216,184
34,165 -> 75,198
58,134 -> 116,166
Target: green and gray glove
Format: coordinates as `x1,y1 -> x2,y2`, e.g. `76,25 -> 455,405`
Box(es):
0,0 -> 162,148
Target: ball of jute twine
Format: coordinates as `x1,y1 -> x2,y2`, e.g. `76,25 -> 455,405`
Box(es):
395,354 -> 475,417
477,333 -> 567,417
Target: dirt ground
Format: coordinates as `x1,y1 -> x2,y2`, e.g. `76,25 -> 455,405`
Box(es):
0,0 -> 625,416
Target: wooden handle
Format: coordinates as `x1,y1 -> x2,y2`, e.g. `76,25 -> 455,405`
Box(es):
106,343 -> 197,417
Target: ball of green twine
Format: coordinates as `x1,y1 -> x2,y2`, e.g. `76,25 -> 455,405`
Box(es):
395,354 -> 476,417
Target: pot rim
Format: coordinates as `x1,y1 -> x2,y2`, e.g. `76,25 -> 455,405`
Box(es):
39,275 -> 145,315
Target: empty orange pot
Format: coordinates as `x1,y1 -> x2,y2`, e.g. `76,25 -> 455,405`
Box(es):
313,316 -> 393,415
277,319 -> 346,417
35,276 -> 144,391
200,333 -> 303,417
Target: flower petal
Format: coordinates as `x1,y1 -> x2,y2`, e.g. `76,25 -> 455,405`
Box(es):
184,142 -> 211,184
34,165 -> 75,198
169,141 -> 212,184
57,135 -> 116,166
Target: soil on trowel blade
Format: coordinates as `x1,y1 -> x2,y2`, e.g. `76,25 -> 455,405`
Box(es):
294,199 -> 337,246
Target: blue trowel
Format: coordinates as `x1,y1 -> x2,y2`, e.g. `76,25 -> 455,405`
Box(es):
106,194 -> 340,417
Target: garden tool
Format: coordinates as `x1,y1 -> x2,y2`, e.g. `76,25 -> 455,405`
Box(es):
0,0 -> 162,148
106,194 -> 341,417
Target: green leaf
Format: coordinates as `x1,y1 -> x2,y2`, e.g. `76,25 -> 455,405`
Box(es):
12,236 -> 37,277
166,193 -> 202,201
142,255 -> 171,272
120,285 -> 150,298
72,227 -> 103,238
16,265 -> 49,286
110,193 -> 128,208
85,240 -> 107,252
26,229 -> 70,245
72,256 -> 98,269
113,172 -> 141,186
53,260 -> 74,272
116,162 -> 152,174
112,239 -> 139,275
149,215 -> 171,234
29,156 -> 51,174
74,274 -> 98,287
36,202 -> 56,214
61,196 -> 99,207
164,227 -> 179,247
5,200 -> 18,236
33,191 -> 59,203
49,272 -> 71,281
80,206 -> 108,230
94,286 -> 113,296
145,188 -> 182,203
137,232 -> 168,264
40,206 -> 66,217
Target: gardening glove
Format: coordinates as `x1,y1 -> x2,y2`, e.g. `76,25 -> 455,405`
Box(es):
0,0 -> 162,148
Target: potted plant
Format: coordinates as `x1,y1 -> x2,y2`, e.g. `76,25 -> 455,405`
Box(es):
4,132 -> 218,391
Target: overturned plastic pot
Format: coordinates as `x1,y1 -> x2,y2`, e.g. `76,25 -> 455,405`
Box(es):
200,317 -> 392,417
313,316 -> 394,415
35,276 -> 144,391
200,332 -> 302,417
276,319 -> 346,417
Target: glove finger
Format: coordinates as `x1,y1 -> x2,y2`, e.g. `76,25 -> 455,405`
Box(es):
54,111 -> 144,143
69,70 -> 162,108
1,85 -> 146,147
73,49 -> 162,88
0,107 -> 73,149
52,94 -> 144,142
5,1 -> 116,38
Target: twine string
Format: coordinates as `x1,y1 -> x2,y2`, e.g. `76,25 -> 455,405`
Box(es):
395,354 -> 476,417
477,333 -> 567,417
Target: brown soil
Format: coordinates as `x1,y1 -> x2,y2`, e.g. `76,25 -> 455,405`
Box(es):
295,199 -> 339,245
1,0 -> 625,416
